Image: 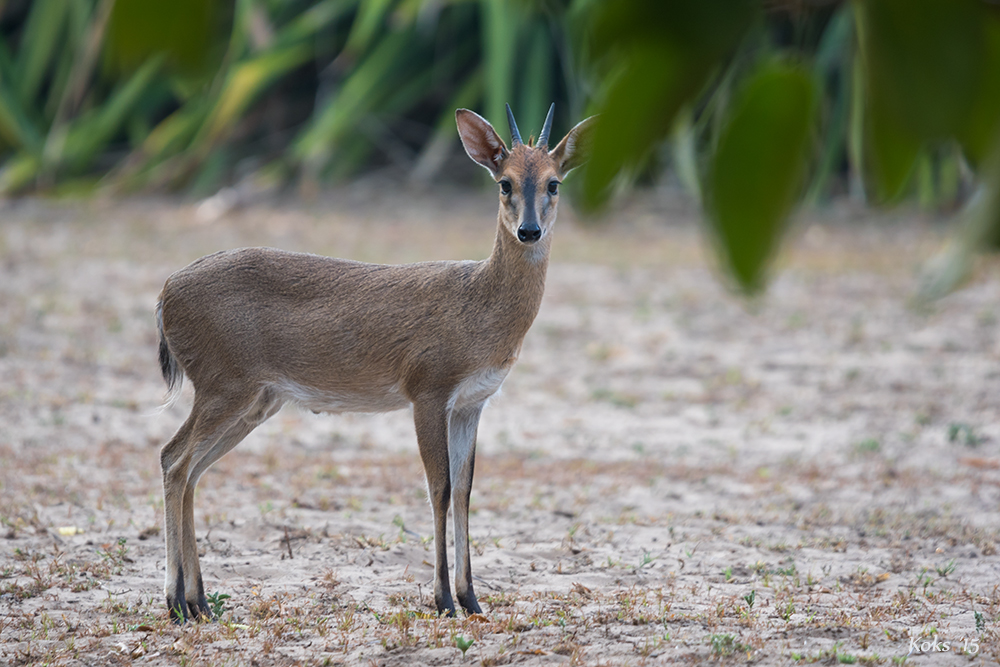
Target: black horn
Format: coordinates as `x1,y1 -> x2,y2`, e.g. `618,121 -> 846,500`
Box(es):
538,103 -> 555,148
506,103 -> 522,146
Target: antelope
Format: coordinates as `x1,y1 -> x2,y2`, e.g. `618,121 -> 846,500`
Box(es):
155,104 -> 595,621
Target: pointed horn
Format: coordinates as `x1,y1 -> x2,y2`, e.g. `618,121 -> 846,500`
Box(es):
538,103 -> 555,147
505,103 -> 522,146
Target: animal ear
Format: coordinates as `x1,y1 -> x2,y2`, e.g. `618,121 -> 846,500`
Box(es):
549,115 -> 597,177
456,109 -> 509,177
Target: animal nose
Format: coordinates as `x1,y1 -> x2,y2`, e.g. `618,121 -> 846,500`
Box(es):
517,223 -> 541,243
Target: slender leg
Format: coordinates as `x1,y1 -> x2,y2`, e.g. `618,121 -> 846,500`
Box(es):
160,391 -> 256,622
449,403 -> 483,615
178,420 -> 256,620
180,390 -> 283,620
179,481 -> 209,619
161,412 -> 200,622
412,399 -> 455,616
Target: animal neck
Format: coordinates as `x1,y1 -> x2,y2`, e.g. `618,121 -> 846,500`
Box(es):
476,216 -> 551,327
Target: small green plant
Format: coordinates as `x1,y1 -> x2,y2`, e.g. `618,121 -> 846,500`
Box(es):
455,635 -> 474,659
724,566 -> 733,581
975,610 -> 985,633
709,633 -> 749,657
855,438 -> 880,454
710,633 -> 735,656
775,562 -> 797,577
948,422 -> 982,447
590,387 -> 640,408
98,538 -> 130,572
935,559 -> 956,578
743,589 -> 755,609
114,537 -> 129,562
392,515 -> 408,543
207,591 -> 231,619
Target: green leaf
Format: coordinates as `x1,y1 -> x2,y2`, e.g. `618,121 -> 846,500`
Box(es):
106,0 -> 230,76
411,70 -> 483,184
0,71 -> 42,152
482,0 -> 519,134
859,0 -> 984,143
294,30 -> 416,167
59,57 -> 164,173
199,44 -> 312,148
0,152 -> 40,194
959,16 -> 1000,166
519,22 -> 553,141
342,0 -> 396,57
583,45 -> 685,207
806,4 -> 854,204
16,0 -> 70,106
865,84 -> 921,203
455,635 -> 474,656
142,103 -> 211,162
274,0 -> 358,49
582,0 -> 756,209
706,61 -> 818,294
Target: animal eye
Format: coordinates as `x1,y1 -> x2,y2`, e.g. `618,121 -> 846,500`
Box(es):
499,180 -> 512,195
547,181 -> 559,195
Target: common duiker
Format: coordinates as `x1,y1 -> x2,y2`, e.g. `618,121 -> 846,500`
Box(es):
156,104 -> 594,621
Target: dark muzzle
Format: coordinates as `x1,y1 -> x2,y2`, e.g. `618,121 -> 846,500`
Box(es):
517,223 -> 541,243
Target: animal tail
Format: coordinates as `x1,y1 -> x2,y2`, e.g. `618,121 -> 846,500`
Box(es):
156,300 -> 183,408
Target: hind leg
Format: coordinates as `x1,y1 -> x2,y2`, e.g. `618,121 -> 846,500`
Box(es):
161,389 -> 274,622
161,414 -> 197,621
180,389 -> 283,619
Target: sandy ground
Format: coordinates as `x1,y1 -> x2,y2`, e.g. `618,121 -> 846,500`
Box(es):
1,186 -> 999,665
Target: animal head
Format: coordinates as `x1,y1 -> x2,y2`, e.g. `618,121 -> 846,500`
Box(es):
456,104 -> 596,247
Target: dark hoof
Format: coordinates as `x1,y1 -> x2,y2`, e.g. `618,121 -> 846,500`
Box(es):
457,586 -> 482,615
435,589 -> 457,617
190,601 -> 215,622
167,596 -> 213,623
463,603 -> 483,616
437,606 -> 457,618
167,598 -> 190,624
168,569 -> 189,623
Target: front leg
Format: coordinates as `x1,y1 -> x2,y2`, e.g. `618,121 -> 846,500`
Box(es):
449,403 -> 484,615
412,399 -> 455,616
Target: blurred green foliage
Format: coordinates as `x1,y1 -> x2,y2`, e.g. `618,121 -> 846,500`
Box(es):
0,0 -> 997,296
706,61 -> 817,292
0,0 -> 581,194
583,0 -> 1000,295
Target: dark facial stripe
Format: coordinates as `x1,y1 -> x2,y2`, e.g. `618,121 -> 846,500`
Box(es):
520,171 -> 538,228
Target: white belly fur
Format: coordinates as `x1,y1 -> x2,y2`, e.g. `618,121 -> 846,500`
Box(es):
271,365 -> 509,416
272,378 -> 410,414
